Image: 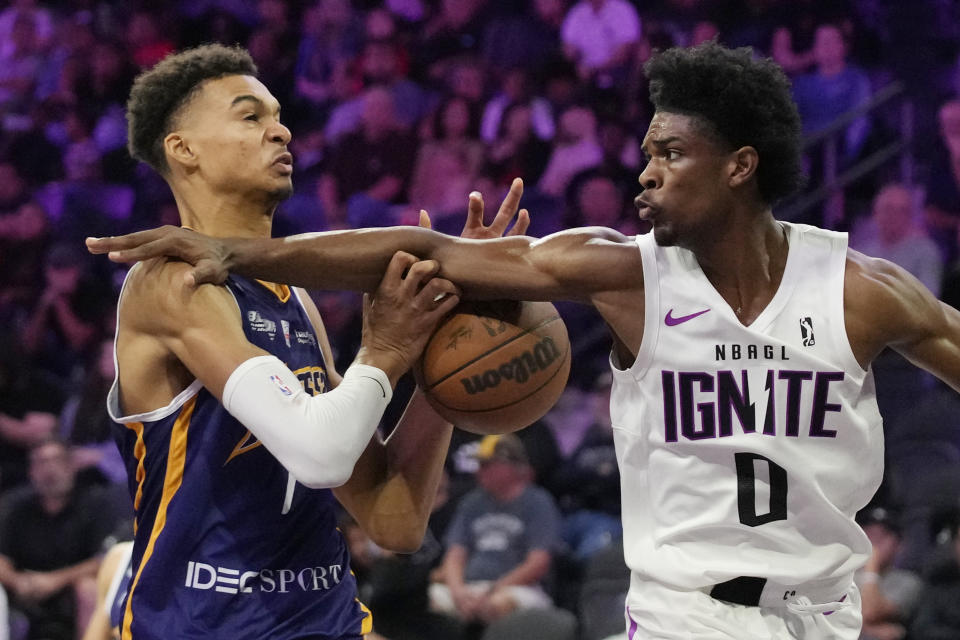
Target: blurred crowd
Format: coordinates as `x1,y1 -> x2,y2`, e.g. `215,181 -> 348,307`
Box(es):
1,0 -> 960,639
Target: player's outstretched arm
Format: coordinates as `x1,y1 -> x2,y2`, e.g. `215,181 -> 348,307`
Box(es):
123,253 -> 459,489
87,179 -> 640,303
845,250 -> 960,388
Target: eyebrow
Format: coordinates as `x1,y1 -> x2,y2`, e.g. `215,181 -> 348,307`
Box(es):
230,94 -> 281,114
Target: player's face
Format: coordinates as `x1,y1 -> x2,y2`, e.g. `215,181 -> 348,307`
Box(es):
173,74 -> 293,201
636,112 -> 738,248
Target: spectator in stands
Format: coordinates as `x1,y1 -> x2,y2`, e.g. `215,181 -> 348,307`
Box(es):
319,86 -> 417,228
548,380 -> 621,563
484,101 -> 552,190
19,243 -> 108,376
59,338 -> 125,489
561,0 -> 640,88
538,105 -> 603,197
0,11 -> 43,117
417,0 -> 490,79
853,183 -> 943,295
856,506 -> 922,640
0,438 -> 118,640
0,201 -> 48,318
910,517 -> 960,640
430,434 -> 562,625
293,0 -> 363,113
409,96 -> 484,232
792,22 -> 872,161
124,10 -> 174,70
480,67 -> 555,144
925,98 -> 960,263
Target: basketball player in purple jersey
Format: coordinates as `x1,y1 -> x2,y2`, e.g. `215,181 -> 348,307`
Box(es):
95,44 -> 535,639
90,42 -> 960,639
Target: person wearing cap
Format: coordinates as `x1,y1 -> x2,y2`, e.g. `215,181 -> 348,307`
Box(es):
855,506 -> 922,640
430,434 -> 562,626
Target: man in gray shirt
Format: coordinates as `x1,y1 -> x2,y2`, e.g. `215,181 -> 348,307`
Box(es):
431,434 -> 562,625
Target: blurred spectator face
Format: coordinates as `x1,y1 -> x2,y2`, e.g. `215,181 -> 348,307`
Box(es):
11,201 -> 49,241
441,0 -> 483,27
258,0 -> 288,32
449,62 -> 485,102
365,9 -> 396,41
440,98 -> 471,138
361,87 -> 397,133
0,163 -> 26,205
578,176 -> 622,226
939,100 -> 960,160
317,0 -> 353,28
691,21 -> 719,46
502,104 -> 533,140
863,522 -> 900,569
812,25 -> 846,71
29,441 -> 76,501
558,106 -> 597,143
361,41 -> 400,83
872,184 -> 912,244
533,0 -> 565,25
476,459 -> 522,497
64,141 -> 102,181
91,42 -> 124,84
249,29 -> 280,69
126,12 -> 161,48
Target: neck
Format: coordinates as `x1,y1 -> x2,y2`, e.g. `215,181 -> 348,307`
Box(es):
171,182 -> 276,238
693,208 -> 788,320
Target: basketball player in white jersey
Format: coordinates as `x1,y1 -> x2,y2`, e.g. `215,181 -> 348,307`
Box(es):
88,42 -> 960,639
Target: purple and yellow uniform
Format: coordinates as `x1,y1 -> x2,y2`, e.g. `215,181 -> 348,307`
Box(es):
108,272 -> 371,639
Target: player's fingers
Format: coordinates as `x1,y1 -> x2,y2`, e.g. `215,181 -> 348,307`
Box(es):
463,191 -> 485,232
418,277 -> 461,308
382,251 -> 419,289
401,259 -> 441,295
85,227 -> 175,254
105,238 -> 177,263
419,209 -> 433,229
490,178 -> 524,235
190,258 -> 228,286
507,209 -> 530,237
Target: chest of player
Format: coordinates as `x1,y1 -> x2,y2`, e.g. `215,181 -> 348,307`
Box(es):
226,277 -> 328,395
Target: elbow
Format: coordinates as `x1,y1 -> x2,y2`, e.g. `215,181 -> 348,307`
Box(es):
367,522 -> 427,554
292,460 -> 356,490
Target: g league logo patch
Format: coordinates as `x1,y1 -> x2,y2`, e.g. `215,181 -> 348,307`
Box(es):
800,317 -> 815,347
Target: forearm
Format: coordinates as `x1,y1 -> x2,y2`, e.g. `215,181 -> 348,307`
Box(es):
0,555 -> 19,589
43,556 -> 101,589
336,389 -> 453,552
441,546 -> 469,588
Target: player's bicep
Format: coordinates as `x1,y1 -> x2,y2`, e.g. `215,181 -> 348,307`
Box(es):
850,254 -> 960,388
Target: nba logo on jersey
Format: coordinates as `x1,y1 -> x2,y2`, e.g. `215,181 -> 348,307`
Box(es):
281,320 -> 291,347
800,317 -> 815,346
269,374 -> 294,396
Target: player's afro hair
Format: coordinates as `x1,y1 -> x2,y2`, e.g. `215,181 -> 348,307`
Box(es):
126,44 -> 258,174
645,42 -> 803,205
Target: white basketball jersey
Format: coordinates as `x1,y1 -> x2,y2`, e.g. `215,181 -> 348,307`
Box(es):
610,222 -> 883,592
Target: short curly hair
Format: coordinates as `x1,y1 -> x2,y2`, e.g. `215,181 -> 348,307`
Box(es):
126,44 -> 258,174
644,42 -> 803,205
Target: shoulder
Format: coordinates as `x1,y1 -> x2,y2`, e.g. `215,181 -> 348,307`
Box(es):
845,248 -> 943,344
121,259 -> 238,333
523,485 -> 559,507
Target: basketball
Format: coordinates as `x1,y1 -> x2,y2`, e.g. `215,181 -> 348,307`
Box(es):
415,300 -> 571,435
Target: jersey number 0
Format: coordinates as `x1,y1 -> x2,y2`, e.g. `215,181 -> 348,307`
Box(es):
735,452 -> 788,527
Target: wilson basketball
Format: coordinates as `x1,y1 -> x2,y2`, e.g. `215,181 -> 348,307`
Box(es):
415,300 -> 571,435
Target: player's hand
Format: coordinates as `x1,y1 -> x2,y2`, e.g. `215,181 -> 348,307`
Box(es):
357,251 -> 460,385
85,226 -> 232,286
460,177 -> 529,240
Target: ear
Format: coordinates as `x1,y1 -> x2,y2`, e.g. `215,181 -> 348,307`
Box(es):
727,146 -> 759,190
163,132 -> 199,172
